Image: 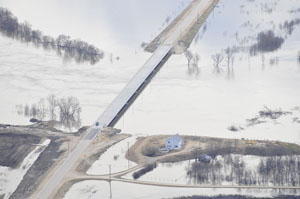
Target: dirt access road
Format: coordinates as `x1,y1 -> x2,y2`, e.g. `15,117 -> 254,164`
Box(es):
53,133 -> 300,198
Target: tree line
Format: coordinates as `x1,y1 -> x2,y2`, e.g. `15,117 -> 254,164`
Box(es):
0,7 -> 104,64
186,154 -> 300,187
170,194 -> 300,199
16,94 -> 82,129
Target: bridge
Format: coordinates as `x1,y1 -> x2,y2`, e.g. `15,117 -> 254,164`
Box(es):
93,0 -> 219,130
32,0 -> 219,198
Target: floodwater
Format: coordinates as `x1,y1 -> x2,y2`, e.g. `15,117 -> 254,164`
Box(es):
124,155 -> 300,186
0,0 -> 299,142
63,180 -> 300,199
0,0 -> 192,128
1,0 -> 300,198
87,136 -> 137,175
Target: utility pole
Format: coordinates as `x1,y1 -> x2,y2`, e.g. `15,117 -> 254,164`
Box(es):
67,140 -> 70,154
109,164 -> 111,181
122,115 -> 125,128
109,164 -> 112,199
127,142 -> 130,169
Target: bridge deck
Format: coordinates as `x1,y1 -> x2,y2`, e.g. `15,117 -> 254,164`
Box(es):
95,44 -> 172,129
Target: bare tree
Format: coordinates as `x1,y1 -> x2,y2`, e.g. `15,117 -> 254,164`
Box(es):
57,96 -> 81,128
31,30 -> 42,46
30,104 -> 38,118
212,53 -> 223,73
187,53 -> 200,77
224,47 -> 235,79
56,34 -> 70,48
224,47 -> 234,67
0,7 -> 104,65
47,94 -> 57,120
184,50 -> 193,67
24,104 -> 30,117
193,53 -> 200,65
16,104 -> 23,115
18,94 -> 82,130
41,35 -> 54,49
18,22 -> 32,42
36,98 -> 47,120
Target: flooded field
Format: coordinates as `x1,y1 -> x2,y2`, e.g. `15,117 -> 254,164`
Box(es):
0,0 -> 299,142
63,180 -> 300,199
1,0 -> 300,198
87,136 -> 137,175
125,155 -> 300,187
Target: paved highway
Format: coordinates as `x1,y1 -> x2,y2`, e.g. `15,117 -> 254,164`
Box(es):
32,45 -> 172,199
164,0 -> 215,45
32,137 -> 94,198
32,0 -> 218,198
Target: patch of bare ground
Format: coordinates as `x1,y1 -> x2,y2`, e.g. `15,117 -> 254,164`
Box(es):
128,135 -> 300,164
0,133 -> 41,168
0,122 -> 87,199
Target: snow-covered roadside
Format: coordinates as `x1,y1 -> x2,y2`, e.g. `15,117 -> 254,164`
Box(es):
0,139 -> 51,199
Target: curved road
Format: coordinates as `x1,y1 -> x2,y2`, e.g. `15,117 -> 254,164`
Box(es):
73,168 -> 300,190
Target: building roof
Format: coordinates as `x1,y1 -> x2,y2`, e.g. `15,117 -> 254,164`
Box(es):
166,134 -> 182,142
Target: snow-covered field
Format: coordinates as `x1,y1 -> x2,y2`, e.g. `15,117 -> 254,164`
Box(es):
0,139 -> 50,199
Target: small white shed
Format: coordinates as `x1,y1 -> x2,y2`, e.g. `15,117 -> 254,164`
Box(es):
165,134 -> 184,150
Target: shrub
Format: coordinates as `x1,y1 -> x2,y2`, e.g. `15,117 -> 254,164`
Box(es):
132,163 -> 157,179
142,146 -> 159,157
